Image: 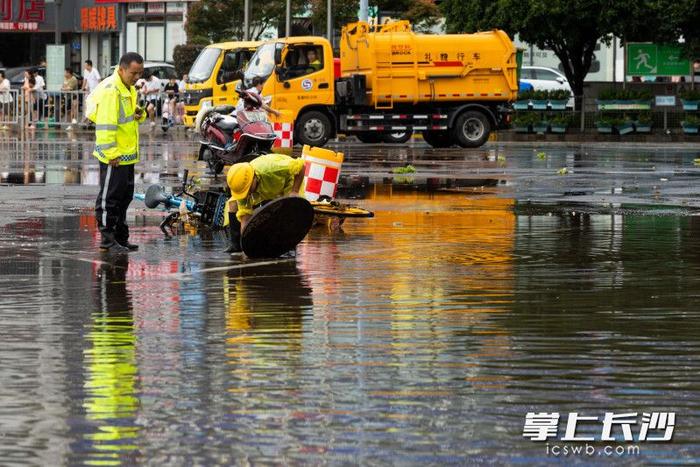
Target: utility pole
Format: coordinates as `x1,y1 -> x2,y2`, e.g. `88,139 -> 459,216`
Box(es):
243,0 -> 250,40
285,0 -> 291,37
54,0 -> 62,44
359,0 -> 368,22
327,0 -> 332,45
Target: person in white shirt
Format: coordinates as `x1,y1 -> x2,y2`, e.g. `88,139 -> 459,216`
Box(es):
235,76 -> 279,116
143,74 -> 161,127
82,59 -> 101,95
0,70 -> 13,130
26,68 -> 46,126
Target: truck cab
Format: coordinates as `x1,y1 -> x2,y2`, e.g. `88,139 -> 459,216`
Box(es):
183,41 -> 261,127
245,38 -> 336,146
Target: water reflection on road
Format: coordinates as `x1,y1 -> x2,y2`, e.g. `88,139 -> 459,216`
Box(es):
2,137 -> 700,462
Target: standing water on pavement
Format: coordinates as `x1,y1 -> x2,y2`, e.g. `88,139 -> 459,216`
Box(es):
1,138 -> 700,463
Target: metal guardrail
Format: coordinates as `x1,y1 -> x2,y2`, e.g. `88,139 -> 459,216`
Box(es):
0,89 -> 21,128
0,89 -> 186,132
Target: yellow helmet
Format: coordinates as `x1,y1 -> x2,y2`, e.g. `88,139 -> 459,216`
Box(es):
227,163 -> 255,200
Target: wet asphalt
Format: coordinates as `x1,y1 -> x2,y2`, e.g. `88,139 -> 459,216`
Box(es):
1,133 -> 700,463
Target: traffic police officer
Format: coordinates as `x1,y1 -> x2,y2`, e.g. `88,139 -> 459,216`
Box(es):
87,52 -> 147,252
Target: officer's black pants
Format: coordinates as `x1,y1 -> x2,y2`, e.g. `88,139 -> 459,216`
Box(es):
95,162 -> 134,242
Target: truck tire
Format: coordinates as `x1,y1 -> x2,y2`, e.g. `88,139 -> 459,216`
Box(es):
296,111 -> 331,147
422,130 -> 454,148
355,133 -> 382,144
382,131 -> 413,144
453,110 -> 491,148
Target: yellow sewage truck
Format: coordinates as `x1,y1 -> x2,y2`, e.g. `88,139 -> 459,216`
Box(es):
182,41 -> 261,127
244,20 -> 518,147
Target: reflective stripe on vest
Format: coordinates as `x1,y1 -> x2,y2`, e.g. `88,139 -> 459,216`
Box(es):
119,153 -> 138,163
95,142 -> 117,158
118,98 -> 135,124
95,124 -> 118,131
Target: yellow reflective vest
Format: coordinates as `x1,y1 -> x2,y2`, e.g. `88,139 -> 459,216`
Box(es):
87,70 -> 146,165
226,153 -> 305,223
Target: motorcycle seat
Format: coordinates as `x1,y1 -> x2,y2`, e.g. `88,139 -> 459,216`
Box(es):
216,115 -> 238,131
212,104 -> 236,115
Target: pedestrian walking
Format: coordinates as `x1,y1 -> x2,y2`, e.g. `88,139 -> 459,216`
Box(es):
82,59 -> 102,96
61,68 -> 79,130
142,73 -> 161,128
86,52 -> 147,252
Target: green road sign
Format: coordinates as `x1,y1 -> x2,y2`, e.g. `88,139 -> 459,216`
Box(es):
626,43 -> 691,77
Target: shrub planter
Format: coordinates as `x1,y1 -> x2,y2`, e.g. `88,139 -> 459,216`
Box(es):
548,100 -> 568,110
514,124 -> 532,133
681,122 -> 699,134
616,121 -> 635,135
531,100 -> 548,110
681,100 -> 699,111
550,124 -> 568,134
596,121 -> 613,134
634,122 -> 652,133
513,100 -> 530,110
533,121 -> 549,133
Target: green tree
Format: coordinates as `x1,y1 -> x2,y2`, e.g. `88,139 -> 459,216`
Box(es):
440,0 -> 695,104
186,0 -> 306,44
308,0 -> 441,39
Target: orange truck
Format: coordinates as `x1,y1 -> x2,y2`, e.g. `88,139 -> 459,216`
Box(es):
244,20 -> 518,147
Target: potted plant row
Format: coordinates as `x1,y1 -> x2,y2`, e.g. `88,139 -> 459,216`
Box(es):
512,112 -> 540,133
679,90 -> 700,111
681,114 -> 700,134
513,112 -> 574,134
634,113 -> 652,133
514,89 -> 572,110
550,114 -> 574,133
595,115 -> 635,135
596,88 -> 653,110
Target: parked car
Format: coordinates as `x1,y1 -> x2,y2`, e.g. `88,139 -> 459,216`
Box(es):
109,62 -> 178,91
7,66 -> 45,89
6,66 -> 84,90
520,66 -> 574,107
520,66 -> 572,92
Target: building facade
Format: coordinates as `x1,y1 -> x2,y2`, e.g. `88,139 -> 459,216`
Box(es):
1,0 -> 188,77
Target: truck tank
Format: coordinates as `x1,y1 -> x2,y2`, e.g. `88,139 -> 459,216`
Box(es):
340,20 -> 518,108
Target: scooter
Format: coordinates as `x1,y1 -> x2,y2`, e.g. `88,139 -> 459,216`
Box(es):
195,88 -> 277,175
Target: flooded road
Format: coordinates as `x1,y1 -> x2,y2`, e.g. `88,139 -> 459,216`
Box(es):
2,136 -> 700,463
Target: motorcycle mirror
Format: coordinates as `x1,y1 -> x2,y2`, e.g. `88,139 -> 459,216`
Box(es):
144,184 -> 169,209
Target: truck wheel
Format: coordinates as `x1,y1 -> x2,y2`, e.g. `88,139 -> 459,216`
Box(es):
297,111 -> 331,147
355,133 -> 382,144
453,110 -> 491,148
382,131 -> 413,144
422,130 -> 454,148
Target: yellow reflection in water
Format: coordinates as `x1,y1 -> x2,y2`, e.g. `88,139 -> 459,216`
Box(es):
83,257 -> 140,465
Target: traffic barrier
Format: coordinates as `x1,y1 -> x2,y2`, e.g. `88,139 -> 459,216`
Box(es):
273,121 -> 294,153
301,144 -> 344,201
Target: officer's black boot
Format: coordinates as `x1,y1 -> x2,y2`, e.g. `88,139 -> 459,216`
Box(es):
223,213 -> 242,254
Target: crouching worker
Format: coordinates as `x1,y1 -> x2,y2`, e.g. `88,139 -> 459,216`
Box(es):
224,153 -> 305,254
88,52 -> 147,252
